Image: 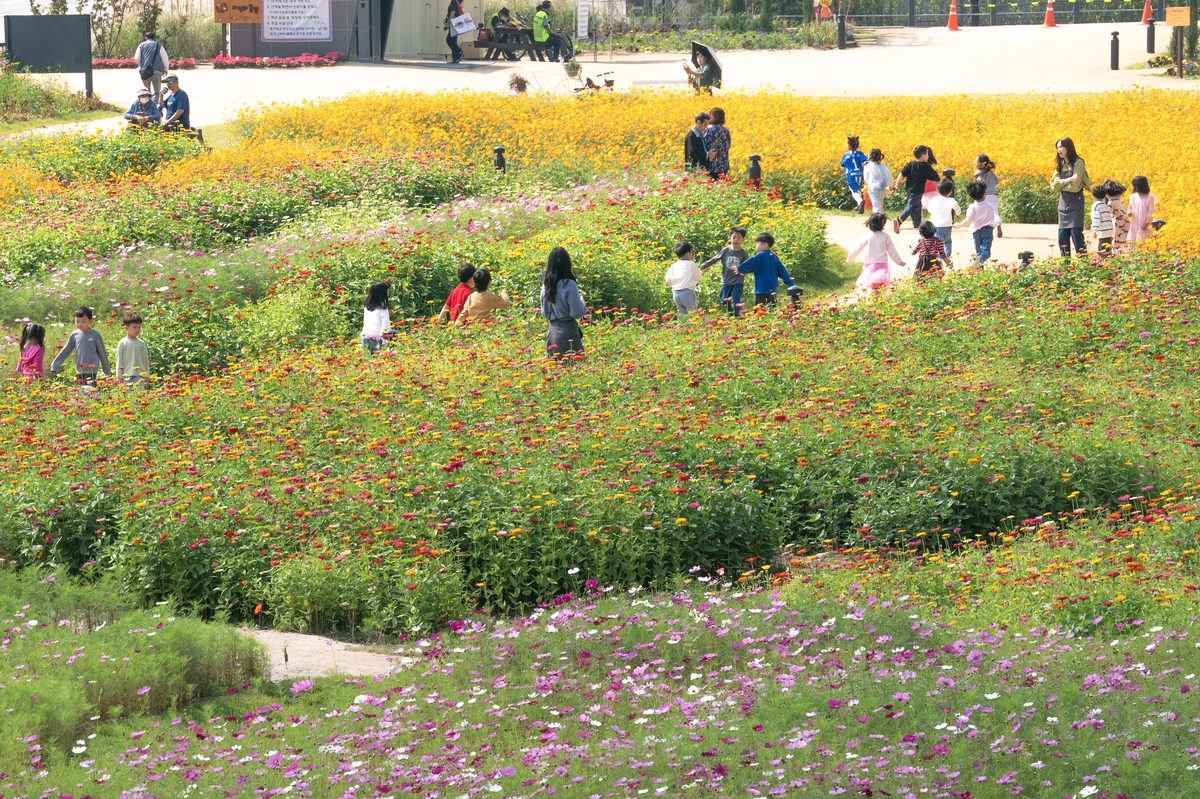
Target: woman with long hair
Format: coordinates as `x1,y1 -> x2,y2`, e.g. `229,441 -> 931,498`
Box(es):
1050,137 -> 1091,257
540,247 -> 587,359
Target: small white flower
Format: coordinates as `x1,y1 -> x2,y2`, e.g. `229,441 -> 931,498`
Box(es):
567,567 -> 580,575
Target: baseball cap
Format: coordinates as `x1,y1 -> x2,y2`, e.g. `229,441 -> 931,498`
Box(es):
164,75 -> 179,83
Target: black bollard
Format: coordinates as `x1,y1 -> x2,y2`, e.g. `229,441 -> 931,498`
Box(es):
1072,0 -> 1079,24
494,145 -> 506,173
990,2 -> 997,25
837,14 -> 846,49
748,154 -> 762,188
1147,18 -> 1155,54
1111,31 -> 1119,71
1017,251 -> 1034,267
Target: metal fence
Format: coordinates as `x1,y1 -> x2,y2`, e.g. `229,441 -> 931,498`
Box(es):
841,0 -> 1157,26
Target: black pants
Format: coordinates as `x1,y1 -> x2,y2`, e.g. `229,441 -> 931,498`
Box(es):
1058,227 -> 1086,257
446,31 -> 464,62
898,190 -> 923,226
545,32 -> 566,61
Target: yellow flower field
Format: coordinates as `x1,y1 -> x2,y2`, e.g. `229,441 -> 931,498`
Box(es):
237,89 -> 1198,250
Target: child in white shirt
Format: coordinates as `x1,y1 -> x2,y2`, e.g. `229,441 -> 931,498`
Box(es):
664,241 -> 703,317
847,213 -> 905,292
954,181 -> 1000,268
1089,184 -> 1113,255
925,178 -> 961,261
360,281 -> 392,353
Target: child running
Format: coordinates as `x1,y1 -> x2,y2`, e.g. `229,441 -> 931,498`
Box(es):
1105,180 -> 1130,251
1127,175 -> 1157,243
49,306 -> 111,385
700,226 -> 749,317
974,154 -> 1003,238
862,148 -> 894,217
735,232 -> 802,308
848,213 -> 905,292
895,145 -> 940,232
458,269 -> 511,323
925,178 -> 961,261
114,312 -> 150,386
361,281 -> 392,353
1089,185 -> 1114,255
955,181 -> 1000,268
841,136 -> 869,213
912,221 -> 947,278
17,323 -> 45,380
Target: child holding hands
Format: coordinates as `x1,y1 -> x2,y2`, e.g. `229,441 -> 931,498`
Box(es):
955,182 -> 1000,268
848,213 -> 905,291
49,306 -> 111,385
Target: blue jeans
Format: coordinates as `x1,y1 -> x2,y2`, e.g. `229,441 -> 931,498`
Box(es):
935,226 -> 953,257
973,227 -> 994,265
719,283 -> 744,316
362,336 -> 382,353
1058,227 -> 1086,257
898,191 -> 923,226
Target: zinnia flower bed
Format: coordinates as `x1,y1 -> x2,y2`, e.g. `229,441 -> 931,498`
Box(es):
211,51 -> 343,69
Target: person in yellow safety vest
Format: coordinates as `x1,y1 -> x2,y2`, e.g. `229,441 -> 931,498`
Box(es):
533,0 -> 566,62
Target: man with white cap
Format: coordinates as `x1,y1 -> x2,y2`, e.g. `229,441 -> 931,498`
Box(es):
123,88 -> 162,128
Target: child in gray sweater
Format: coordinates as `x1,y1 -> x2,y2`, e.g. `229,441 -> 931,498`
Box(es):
50,306 -> 112,386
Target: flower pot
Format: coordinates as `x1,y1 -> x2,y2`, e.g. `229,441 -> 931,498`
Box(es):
564,65 -> 581,78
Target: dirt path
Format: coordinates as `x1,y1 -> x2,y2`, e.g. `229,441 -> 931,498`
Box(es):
251,629 -> 411,682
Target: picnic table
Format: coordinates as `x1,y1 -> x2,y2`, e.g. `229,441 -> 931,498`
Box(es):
475,26 -> 550,61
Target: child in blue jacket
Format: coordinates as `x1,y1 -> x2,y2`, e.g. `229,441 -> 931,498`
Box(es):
735,232 -> 802,307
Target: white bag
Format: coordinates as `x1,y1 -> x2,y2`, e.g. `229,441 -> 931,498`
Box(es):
450,11 -> 476,35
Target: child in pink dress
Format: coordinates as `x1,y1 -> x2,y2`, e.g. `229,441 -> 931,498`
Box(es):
17,323 -> 45,380
1127,175 -> 1157,243
848,213 -> 905,291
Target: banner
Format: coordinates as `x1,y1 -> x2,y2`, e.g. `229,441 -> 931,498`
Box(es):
215,0 -> 262,24
262,0 -> 331,41
576,0 -> 588,39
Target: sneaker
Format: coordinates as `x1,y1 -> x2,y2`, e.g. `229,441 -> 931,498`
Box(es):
856,200 -> 864,213
892,218 -> 900,234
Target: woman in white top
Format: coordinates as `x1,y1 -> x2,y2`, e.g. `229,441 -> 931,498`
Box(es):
360,281 -> 392,354
847,213 -> 905,292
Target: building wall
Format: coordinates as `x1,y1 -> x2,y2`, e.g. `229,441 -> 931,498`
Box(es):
231,0 -> 358,58
384,0 -> 482,58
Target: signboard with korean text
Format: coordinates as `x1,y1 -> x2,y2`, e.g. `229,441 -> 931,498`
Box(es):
215,0 -> 262,24
1164,6 -> 1190,25
262,0 -> 332,41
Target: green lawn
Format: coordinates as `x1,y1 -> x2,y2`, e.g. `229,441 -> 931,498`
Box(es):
0,109 -> 120,138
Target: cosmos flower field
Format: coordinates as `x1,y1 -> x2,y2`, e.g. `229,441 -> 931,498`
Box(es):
1,90 -> 1199,797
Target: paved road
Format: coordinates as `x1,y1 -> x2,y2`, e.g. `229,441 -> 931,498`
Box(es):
30,21 -> 1188,133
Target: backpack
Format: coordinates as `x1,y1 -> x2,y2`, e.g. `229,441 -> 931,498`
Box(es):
138,43 -> 160,80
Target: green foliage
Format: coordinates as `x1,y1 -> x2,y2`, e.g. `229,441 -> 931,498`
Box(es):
0,152 -> 490,279
998,174 -> 1059,224
1,480 -> 121,573
0,72 -> 101,124
0,567 -> 265,765
4,129 -> 203,185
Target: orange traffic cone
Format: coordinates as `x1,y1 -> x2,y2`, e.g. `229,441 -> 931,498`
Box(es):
947,0 -> 960,30
864,194 -> 872,211
1044,0 -> 1056,26
1140,0 -> 1152,23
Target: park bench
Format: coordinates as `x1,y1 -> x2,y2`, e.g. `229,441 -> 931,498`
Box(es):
475,29 -> 551,61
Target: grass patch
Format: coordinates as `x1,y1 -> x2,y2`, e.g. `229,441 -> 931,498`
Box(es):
0,109 -> 120,138
799,242 -> 857,295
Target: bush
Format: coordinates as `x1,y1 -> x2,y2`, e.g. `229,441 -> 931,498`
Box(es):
0,71 -> 107,124
999,174 -> 1059,224
2,480 -> 121,573
4,128 -> 203,184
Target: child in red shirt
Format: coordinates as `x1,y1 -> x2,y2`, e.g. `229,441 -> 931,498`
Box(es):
437,263 -> 477,323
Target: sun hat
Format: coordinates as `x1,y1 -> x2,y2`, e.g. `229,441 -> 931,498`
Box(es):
136,87 -> 152,96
